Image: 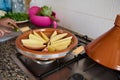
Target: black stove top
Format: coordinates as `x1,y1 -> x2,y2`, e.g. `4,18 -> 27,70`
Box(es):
13,52 -> 87,80
11,33 -> 120,80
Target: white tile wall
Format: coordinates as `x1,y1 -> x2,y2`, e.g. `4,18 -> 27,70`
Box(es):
30,0 -> 120,39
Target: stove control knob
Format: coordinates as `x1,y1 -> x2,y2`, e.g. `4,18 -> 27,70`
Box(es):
68,73 -> 85,80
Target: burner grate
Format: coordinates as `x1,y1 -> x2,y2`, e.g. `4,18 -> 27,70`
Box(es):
75,34 -> 91,45
14,52 -> 87,79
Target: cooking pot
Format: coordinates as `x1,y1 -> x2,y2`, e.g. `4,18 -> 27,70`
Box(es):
15,28 -> 78,60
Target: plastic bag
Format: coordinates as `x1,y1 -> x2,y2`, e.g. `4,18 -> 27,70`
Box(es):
0,0 -> 12,12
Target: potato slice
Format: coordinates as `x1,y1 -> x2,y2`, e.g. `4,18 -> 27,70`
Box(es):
55,40 -> 71,51
23,43 -> 46,50
55,44 -> 69,51
49,39 -> 71,51
21,39 -> 46,50
40,31 -> 49,42
33,31 -> 40,37
21,39 -> 43,45
29,33 -> 46,44
47,46 -> 56,52
51,39 -> 71,47
33,31 -> 47,42
51,36 -> 72,45
50,33 -> 68,42
20,26 -> 30,32
50,30 -> 57,39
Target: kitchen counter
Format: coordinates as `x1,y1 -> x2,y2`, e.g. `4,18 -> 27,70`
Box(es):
0,22 -> 32,80
0,22 -> 40,80
0,38 -> 29,80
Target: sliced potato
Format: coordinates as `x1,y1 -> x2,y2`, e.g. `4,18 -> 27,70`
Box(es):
55,41 -> 71,51
23,43 -> 46,50
29,33 -> 46,43
21,39 -> 46,50
21,39 -> 43,45
33,31 -> 47,42
55,44 -> 69,51
40,31 -> 49,42
51,36 -> 72,44
50,30 -> 57,39
49,39 -> 71,51
47,46 -> 56,52
50,33 -> 68,42
51,39 -> 71,47
33,31 -> 40,37
20,26 -> 30,32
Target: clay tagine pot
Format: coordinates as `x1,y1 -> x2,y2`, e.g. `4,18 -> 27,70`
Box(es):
85,14 -> 120,71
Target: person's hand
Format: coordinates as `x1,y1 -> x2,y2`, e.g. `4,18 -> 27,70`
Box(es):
0,18 -> 18,29
0,29 -> 11,37
0,18 -> 18,37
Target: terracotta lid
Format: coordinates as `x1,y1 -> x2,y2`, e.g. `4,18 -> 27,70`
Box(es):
85,14 -> 120,71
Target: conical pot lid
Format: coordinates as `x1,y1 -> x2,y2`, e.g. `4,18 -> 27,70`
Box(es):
85,14 -> 120,71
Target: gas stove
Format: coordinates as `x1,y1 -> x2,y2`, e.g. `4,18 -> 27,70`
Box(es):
11,32 -> 120,80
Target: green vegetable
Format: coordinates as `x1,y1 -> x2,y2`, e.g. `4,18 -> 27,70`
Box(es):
14,27 -> 19,32
37,5 -> 59,22
37,5 -> 52,16
1,12 -> 29,21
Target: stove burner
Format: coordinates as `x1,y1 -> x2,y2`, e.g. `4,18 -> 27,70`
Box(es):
68,73 -> 85,80
33,59 -> 55,64
15,53 -> 86,77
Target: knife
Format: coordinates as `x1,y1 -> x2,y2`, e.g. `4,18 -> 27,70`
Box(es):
8,22 -> 31,33
8,22 -> 20,32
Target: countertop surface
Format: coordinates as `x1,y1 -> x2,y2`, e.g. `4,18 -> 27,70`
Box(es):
0,38 -> 29,80
0,22 -> 33,80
